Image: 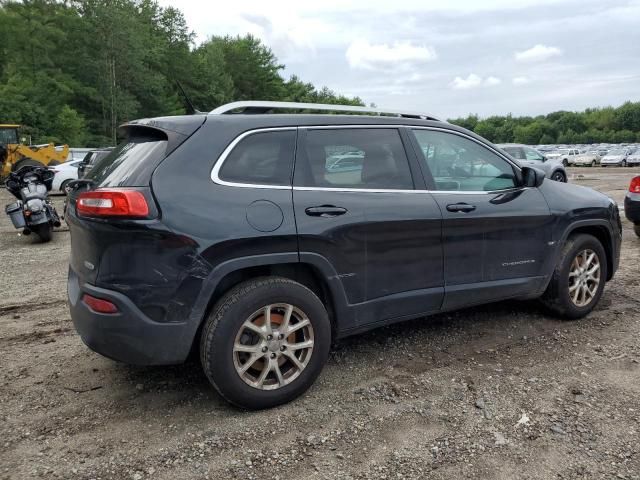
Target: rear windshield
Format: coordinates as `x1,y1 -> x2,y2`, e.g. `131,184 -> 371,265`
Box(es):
86,135 -> 167,187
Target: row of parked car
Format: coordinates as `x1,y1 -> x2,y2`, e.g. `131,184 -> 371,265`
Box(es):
536,144 -> 640,167
49,148 -> 112,193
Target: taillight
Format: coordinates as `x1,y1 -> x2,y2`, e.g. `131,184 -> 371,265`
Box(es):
82,294 -> 118,314
630,176 -> 640,194
76,188 -> 149,218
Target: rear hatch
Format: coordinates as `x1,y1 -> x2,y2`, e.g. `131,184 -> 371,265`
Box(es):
67,115 -> 206,286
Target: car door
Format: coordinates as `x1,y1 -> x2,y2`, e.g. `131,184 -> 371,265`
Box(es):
410,128 -> 553,310
293,126 -> 443,330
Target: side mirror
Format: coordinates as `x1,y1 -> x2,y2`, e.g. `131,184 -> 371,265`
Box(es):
522,166 -> 545,188
542,155 -> 547,162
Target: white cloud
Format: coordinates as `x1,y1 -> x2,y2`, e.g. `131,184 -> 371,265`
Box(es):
512,76 -> 531,85
346,40 -> 437,70
515,44 -> 563,62
451,74 -> 502,89
451,73 -> 483,89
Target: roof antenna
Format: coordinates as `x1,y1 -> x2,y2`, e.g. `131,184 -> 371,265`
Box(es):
176,81 -> 202,114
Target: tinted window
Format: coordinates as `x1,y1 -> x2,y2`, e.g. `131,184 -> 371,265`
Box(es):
296,128 -> 413,190
219,130 -> 296,186
413,130 -> 517,191
86,136 -> 167,187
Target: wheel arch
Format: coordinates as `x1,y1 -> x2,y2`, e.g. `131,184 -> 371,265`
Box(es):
560,221 -> 615,281
187,253 -> 352,356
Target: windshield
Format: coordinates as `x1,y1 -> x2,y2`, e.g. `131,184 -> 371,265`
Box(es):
608,149 -> 625,155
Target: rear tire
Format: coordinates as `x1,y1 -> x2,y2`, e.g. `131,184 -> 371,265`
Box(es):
32,223 -> 52,243
12,158 -> 43,171
200,277 -> 331,410
540,234 -> 607,319
591,160 -> 596,167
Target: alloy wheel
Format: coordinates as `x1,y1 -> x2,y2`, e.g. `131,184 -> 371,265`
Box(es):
568,249 -> 601,307
233,303 -> 314,390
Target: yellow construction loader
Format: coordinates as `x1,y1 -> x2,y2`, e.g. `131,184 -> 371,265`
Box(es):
0,124 -> 69,178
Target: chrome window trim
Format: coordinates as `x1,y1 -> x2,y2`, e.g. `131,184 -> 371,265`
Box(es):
211,124 -> 524,195
293,186 -> 428,194
302,125 -> 408,130
211,127 -> 297,189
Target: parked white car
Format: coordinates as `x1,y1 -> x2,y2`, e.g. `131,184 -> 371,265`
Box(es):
546,148 -> 580,166
627,150 -> 640,167
601,148 -> 632,167
573,151 -> 601,167
50,160 -> 82,194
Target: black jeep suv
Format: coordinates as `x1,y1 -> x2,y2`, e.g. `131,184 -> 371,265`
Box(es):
67,101 -> 622,409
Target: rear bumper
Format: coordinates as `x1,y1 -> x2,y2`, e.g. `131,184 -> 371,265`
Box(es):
625,193 -> 640,224
68,267 -> 194,365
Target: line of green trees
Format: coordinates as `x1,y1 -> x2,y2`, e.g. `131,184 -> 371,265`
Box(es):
1,1 -> 638,148
0,0 -> 363,147
450,102 -> 640,145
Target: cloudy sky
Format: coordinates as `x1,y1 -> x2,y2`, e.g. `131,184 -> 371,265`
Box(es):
159,0 -> 640,119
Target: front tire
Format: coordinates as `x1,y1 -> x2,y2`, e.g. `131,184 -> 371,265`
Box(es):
200,277 -> 331,410
540,234 -> 607,319
552,171 -> 567,183
591,160 -> 596,167
634,224 -> 640,238
60,179 -> 72,195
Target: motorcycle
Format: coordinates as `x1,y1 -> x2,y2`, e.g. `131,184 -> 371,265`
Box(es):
4,165 -> 61,242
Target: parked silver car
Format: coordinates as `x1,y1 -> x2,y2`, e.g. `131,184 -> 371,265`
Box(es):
497,144 -> 567,182
601,148 -> 632,167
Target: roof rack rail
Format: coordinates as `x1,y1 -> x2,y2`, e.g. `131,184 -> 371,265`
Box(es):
209,101 -> 440,121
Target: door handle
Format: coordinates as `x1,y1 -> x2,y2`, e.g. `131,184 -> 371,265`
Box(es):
446,203 -> 476,213
305,205 -> 348,218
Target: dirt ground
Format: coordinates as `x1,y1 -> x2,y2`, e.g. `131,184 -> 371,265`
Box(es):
1,167 -> 639,480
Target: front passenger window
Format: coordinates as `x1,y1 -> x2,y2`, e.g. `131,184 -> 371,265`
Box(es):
412,130 -> 517,191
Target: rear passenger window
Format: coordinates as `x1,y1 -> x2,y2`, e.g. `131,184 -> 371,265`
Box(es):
296,128 -> 414,190
219,130 -> 296,186
413,129 -> 517,191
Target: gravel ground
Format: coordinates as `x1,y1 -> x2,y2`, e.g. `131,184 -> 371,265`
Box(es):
1,167 -> 639,480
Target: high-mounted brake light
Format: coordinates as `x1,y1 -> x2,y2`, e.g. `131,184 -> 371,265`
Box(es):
76,189 -> 149,217
630,176 -> 640,194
